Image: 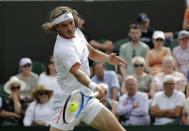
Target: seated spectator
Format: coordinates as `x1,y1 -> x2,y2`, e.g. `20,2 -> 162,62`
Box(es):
150,55 -> 187,97
119,24 -> 149,77
132,56 -> 153,98
117,76 -> 150,126
38,56 -> 59,92
150,75 -> 185,125
145,31 -> 171,76
16,57 -> 38,99
0,76 -> 29,126
182,98 -> 189,125
92,62 -> 120,100
172,30 -> 189,78
136,12 -> 154,49
23,85 -> 53,126
99,83 -> 118,119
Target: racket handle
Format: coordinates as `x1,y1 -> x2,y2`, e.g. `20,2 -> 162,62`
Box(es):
92,92 -> 99,98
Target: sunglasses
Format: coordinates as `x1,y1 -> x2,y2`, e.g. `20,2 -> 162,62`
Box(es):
155,38 -> 164,42
134,64 -> 144,68
49,61 -> 55,64
22,64 -> 31,68
11,86 -> 20,91
38,91 -> 49,96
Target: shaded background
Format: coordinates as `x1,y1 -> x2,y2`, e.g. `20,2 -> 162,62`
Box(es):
0,0 -> 185,83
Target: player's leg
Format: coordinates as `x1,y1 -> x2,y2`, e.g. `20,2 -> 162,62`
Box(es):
49,126 -> 64,131
90,106 -> 126,131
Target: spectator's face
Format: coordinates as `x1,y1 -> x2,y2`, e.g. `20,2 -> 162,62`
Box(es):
133,61 -> 144,74
153,38 -> 164,48
163,80 -> 175,97
48,58 -> 56,72
94,63 -> 105,79
178,37 -> 189,48
125,79 -> 137,96
163,60 -> 174,71
20,63 -> 32,74
138,21 -> 150,30
129,28 -> 141,42
38,91 -> 50,104
56,19 -> 75,39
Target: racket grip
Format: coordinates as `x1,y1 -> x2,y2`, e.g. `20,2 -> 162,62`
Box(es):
92,92 -> 99,98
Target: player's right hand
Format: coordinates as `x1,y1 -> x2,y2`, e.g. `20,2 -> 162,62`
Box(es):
94,85 -> 105,99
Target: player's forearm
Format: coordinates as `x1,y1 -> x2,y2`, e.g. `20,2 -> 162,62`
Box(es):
88,44 -> 110,63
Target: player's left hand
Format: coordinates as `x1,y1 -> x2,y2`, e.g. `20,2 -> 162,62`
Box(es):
108,53 -> 127,72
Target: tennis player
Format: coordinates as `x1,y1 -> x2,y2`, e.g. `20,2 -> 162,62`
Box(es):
42,6 -> 127,131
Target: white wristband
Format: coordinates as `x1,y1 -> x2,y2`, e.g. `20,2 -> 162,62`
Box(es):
89,82 -> 98,91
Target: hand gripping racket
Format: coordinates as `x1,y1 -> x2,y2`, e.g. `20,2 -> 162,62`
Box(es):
62,90 -> 99,124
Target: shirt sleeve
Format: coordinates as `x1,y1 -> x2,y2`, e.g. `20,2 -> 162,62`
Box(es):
131,93 -> 149,116
110,71 -> 120,89
58,47 -> 80,72
151,93 -> 160,107
116,95 -> 133,116
175,92 -> 185,107
23,102 -> 35,126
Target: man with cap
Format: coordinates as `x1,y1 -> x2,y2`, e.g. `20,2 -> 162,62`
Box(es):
15,57 -> 38,99
136,13 -> 155,49
173,30 -> 189,78
150,75 -> 185,125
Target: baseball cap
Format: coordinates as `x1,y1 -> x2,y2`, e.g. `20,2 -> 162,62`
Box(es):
163,75 -> 175,84
177,30 -> 189,40
19,57 -> 32,67
152,31 -> 165,40
137,13 -> 149,23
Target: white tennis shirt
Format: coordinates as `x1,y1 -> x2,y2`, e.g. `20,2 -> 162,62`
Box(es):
53,29 -> 92,97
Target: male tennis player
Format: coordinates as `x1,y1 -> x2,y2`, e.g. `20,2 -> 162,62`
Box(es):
42,6 -> 127,131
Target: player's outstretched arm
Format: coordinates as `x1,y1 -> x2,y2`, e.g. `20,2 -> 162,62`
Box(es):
87,44 -> 127,72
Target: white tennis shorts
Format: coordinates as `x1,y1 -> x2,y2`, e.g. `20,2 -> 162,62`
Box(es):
50,97 -> 103,130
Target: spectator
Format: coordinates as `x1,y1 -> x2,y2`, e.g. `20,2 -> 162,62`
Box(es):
182,98 -> 189,125
23,85 -> 54,126
145,31 -> 171,76
117,76 -> 150,126
92,62 -> 120,100
172,30 -> 189,78
119,24 -> 149,77
150,75 -> 185,125
150,55 -> 187,98
99,83 -> 118,119
132,56 -> 153,98
16,57 -> 38,99
0,76 -> 29,126
38,56 -> 59,92
183,7 -> 189,30
136,12 -> 154,49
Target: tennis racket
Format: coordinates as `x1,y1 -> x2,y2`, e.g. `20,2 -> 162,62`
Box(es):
62,90 -> 99,124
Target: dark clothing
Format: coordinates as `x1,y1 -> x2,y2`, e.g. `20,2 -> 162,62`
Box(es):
140,27 -> 154,49
0,97 -> 29,126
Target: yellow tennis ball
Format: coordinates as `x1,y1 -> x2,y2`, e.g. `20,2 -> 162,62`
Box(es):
69,102 -> 78,112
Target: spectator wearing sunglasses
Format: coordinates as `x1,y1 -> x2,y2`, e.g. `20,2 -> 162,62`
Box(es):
145,31 -> 171,76
23,85 -> 53,126
121,56 -> 153,98
0,76 -> 29,126
15,57 -> 38,100
38,56 -> 59,92
150,55 -> 186,98
119,24 -> 149,78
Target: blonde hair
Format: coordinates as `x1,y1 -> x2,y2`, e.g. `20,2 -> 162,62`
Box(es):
162,55 -> 175,66
131,56 -> 145,65
42,6 -> 80,33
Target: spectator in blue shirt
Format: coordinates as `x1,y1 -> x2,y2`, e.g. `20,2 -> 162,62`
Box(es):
92,62 -> 120,100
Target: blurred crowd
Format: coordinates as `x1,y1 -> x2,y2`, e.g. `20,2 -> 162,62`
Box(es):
1,5 -> 189,127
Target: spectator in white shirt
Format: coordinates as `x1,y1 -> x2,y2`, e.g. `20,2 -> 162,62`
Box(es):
23,85 -> 54,126
150,75 -> 185,125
